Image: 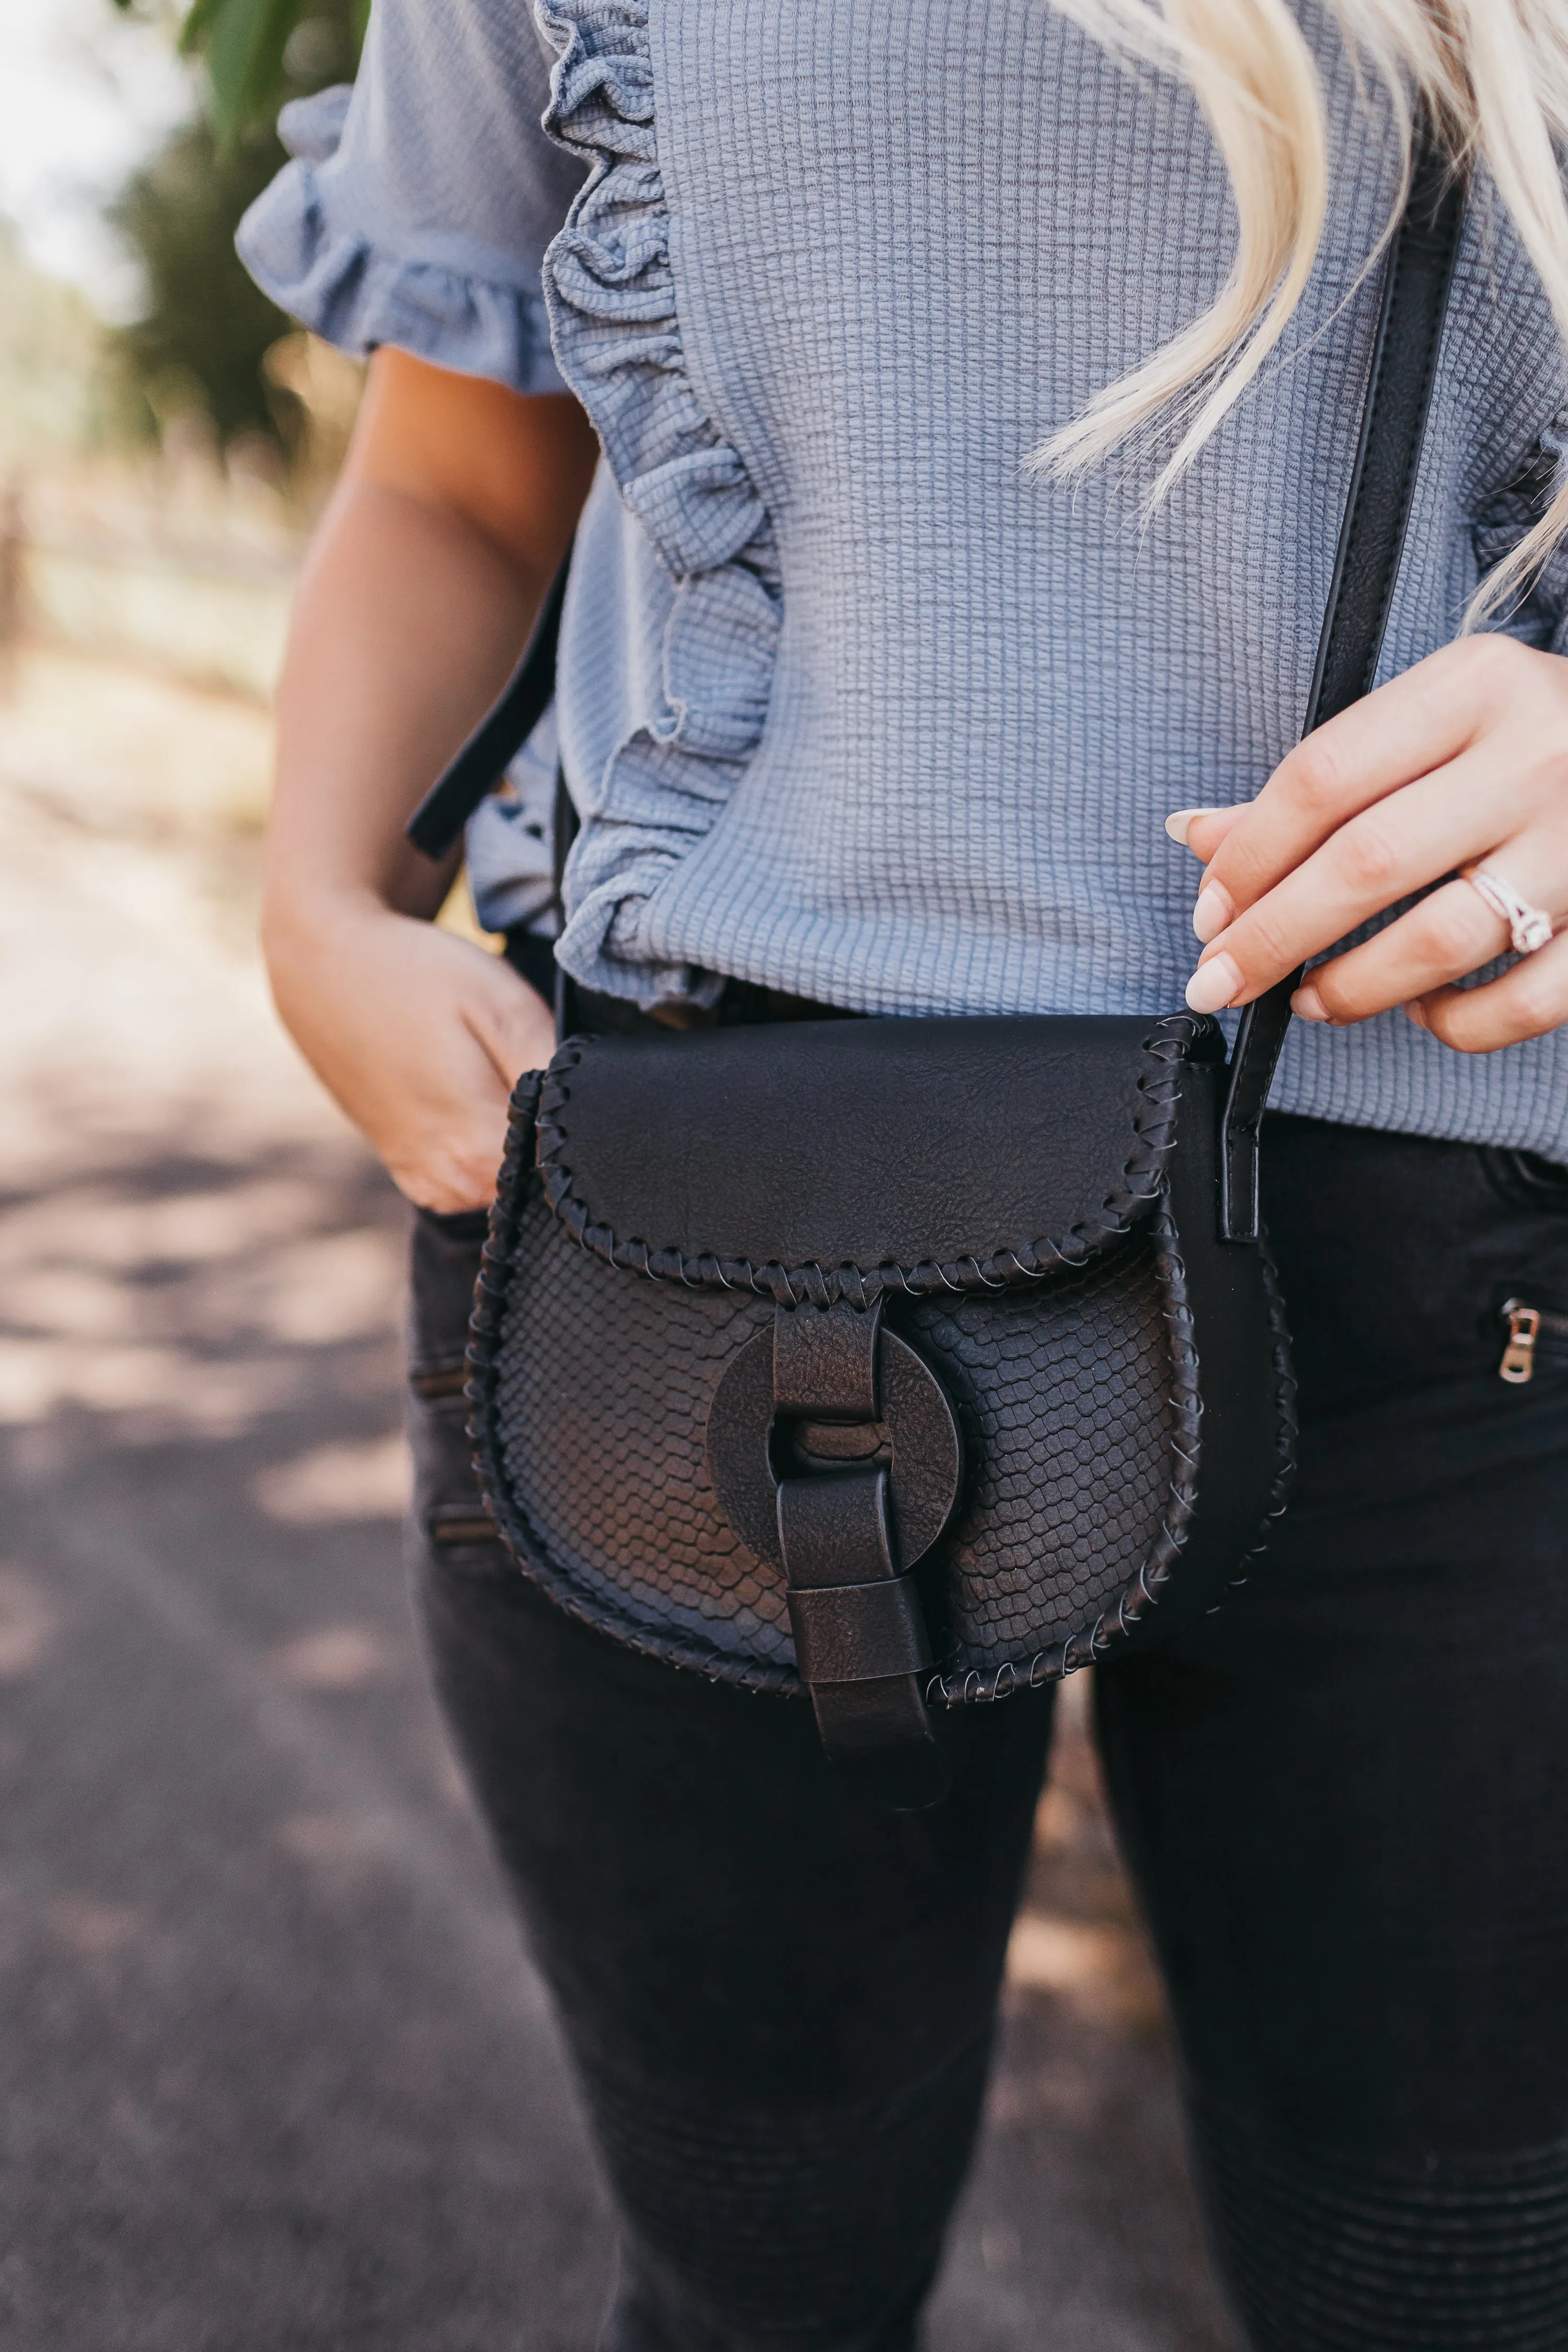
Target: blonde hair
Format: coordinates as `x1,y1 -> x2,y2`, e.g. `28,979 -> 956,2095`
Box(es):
1033,1 -> 1568,624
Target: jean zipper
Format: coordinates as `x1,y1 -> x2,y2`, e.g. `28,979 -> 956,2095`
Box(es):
1498,1298 -> 1568,1386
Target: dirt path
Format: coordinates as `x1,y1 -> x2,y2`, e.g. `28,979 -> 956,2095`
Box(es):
0,657 -> 1237,2350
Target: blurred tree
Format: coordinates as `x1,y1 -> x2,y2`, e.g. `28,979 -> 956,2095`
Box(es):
113,0 -> 367,150
106,0 -> 365,458
108,124 -> 295,452
174,0 -> 368,153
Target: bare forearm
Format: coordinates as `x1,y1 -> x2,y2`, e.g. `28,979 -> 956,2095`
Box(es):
264,362 -> 596,941
266,475 -> 545,933
258,355 -> 597,1210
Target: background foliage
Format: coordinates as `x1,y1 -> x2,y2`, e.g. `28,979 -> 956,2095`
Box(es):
107,0 -> 365,456
171,0 -> 368,152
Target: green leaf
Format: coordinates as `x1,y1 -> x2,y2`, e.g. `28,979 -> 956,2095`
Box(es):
175,0 -> 229,50
180,0 -> 314,147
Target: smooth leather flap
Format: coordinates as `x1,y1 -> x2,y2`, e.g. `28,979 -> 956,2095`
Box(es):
534,1013 -> 1219,1296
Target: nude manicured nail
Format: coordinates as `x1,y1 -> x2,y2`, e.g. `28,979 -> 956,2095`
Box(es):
1184,954 -> 1241,1014
1404,998 -> 1429,1032
1290,984 -> 1329,1023
1192,882 -> 1232,943
1165,803 -> 1249,847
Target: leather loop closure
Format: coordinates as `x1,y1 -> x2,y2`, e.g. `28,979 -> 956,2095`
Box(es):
787,1571 -> 933,1686
775,1297 -> 881,1420
776,1462 -> 893,1589
778,1469 -> 934,1685
706,1316 -> 963,1581
767,1303 -> 951,1807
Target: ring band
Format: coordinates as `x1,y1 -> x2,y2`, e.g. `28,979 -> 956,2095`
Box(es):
1465,867 -> 1554,958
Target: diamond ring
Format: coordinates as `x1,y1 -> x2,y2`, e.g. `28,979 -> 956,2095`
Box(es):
1465,867 -> 1554,958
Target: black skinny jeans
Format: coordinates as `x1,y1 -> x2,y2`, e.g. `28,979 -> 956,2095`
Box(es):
408,1113 -> 1568,2351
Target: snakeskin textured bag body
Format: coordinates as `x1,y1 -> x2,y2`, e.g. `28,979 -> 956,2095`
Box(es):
468,1012 -> 1292,1805
409,144 -> 1463,1807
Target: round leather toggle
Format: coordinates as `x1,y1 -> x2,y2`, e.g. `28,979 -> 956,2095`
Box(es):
705,1327 -> 963,1574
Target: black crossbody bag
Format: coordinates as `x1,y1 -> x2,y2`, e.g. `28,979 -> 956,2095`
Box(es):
410,143 -> 1464,1809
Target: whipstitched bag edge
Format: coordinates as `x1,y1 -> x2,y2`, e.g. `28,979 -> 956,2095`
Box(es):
463,1020 -> 1297,1703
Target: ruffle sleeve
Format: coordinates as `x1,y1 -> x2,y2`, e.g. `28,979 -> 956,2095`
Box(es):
235,0 -> 586,394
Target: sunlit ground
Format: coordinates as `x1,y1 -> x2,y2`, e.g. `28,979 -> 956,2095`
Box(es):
0,644 -> 1236,2348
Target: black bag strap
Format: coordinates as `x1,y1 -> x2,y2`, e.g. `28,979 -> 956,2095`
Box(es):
405,548 -> 572,863
1218,126 -> 1466,1240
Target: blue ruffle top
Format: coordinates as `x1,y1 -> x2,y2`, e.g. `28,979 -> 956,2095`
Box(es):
239,0 -> 1568,1161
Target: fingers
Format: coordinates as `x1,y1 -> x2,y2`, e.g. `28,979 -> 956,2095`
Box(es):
465,957 -> 557,1089
1196,636 -> 1526,917
374,1010 -> 517,1213
393,959 -> 551,1208
1182,748 -> 1542,1011
386,1109 -> 511,1215
1290,876 -> 1508,1023
1409,929 -> 1568,1054
1166,804 -> 1250,864
270,907 -> 549,1213
386,956 -> 554,1210
1162,636 -> 1568,1047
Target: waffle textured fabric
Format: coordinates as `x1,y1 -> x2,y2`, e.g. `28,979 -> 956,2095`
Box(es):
240,0 -> 1568,1162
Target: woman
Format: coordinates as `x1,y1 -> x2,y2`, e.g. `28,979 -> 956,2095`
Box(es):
239,3 -> 1568,2343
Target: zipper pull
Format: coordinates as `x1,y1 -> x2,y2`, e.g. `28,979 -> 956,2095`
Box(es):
1500,1299 -> 1541,1386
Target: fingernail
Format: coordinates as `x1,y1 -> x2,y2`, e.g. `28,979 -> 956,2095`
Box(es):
1184,953 -> 1241,1014
1290,983 -> 1329,1023
1192,881 -> 1232,943
1165,802 -> 1249,845
1404,998 -> 1428,1032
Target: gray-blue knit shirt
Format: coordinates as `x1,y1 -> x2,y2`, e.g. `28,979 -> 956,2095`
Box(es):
238,0 -> 1568,1160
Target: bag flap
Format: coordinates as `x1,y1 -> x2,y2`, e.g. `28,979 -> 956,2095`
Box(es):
533,1012 -> 1220,1299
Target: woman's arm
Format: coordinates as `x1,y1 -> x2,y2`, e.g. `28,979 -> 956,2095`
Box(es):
1169,633 -> 1568,1052
262,349 -> 598,1212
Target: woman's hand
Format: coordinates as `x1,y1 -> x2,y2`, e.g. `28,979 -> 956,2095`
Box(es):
266,902 -> 557,1214
260,350 -> 597,1210
1168,634 -> 1568,1053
